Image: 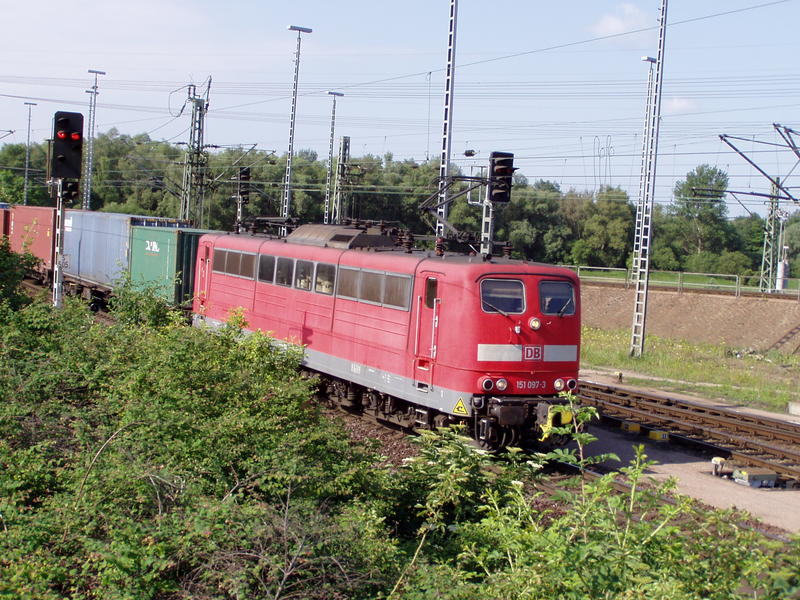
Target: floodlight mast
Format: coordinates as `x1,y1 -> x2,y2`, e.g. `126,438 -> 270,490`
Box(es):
23,101 -> 36,206
281,25 -> 313,236
436,0 -> 458,238
324,91 -> 344,224
83,69 -> 106,210
630,0 -> 668,358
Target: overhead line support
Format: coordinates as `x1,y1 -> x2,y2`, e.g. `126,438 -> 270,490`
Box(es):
436,0 -> 458,238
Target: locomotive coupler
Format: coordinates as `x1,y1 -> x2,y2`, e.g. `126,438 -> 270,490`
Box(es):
488,401 -> 526,427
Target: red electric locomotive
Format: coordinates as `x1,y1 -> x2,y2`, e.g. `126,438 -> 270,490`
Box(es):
193,224 -> 580,449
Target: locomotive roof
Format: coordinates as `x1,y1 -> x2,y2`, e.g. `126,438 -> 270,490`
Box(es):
286,224 -> 397,250
205,225 -> 576,279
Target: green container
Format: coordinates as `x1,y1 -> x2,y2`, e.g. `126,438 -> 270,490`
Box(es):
129,227 -> 209,305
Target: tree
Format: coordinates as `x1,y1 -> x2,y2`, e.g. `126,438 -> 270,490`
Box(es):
716,250 -> 753,275
569,187 -> 634,267
670,164 -> 731,255
684,251 -> 719,274
0,171 -> 24,205
730,214 -> 765,270
0,142 -> 50,205
784,215 -> 800,281
495,179 -> 565,261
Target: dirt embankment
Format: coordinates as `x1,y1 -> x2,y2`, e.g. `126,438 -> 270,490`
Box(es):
581,284 -> 800,354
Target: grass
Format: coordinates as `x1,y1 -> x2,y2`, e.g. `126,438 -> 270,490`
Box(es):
580,326 -> 800,413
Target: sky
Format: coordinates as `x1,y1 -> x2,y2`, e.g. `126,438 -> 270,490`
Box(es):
2,0 -> 799,219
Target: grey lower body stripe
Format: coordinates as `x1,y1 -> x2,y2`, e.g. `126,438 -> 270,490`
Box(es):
477,343 -> 577,362
195,315 -> 471,416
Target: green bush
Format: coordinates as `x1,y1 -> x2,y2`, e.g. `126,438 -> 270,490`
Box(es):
0,237 -> 39,309
1,297 -> 797,599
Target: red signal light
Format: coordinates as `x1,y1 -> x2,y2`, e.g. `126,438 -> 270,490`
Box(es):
51,111 -> 84,179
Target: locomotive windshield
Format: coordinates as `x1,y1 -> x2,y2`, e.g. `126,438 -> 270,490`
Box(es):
539,280 -> 575,315
480,279 -> 525,314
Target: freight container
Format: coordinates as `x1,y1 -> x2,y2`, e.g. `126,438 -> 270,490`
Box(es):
7,205 -> 57,278
62,210 -> 185,292
129,226 -> 212,305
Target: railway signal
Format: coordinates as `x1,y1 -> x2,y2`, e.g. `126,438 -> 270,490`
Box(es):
63,181 -> 80,203
51,111 -> 84,180
487,151 -> 515,203
239,166 -> 251,205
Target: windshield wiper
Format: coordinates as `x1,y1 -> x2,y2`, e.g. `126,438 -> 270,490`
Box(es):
557,296 -> 574,317
482,300 -> 511,318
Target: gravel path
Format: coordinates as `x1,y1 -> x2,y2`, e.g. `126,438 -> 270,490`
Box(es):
585,424 -> 800,534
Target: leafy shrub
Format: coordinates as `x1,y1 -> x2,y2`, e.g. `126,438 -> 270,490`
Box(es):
0,237 -> 39,309
1,298 -> 797,599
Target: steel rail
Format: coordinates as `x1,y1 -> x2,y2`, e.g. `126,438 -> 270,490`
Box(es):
580,384 -> 800,448
580,381 -> 800,439
578,380 -> 800,481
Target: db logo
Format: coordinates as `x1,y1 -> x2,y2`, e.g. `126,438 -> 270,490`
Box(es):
523,345 -> 542,361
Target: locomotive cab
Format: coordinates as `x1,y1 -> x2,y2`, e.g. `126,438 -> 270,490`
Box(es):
426,261 -> 581,449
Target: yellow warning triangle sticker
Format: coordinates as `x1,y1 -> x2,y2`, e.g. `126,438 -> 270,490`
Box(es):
452,398 -> 469,416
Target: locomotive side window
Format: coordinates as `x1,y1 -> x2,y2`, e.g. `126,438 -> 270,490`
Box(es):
384,273 -> 412,310
258,254 -> 275,283
337,267 -> 360,299
225,252 -> 242,276
212,249 -> 228,274
275,257 -> 294,287
295,260 -> 313,291
360,270 -> 383,304
424,278 -> 438,309
481,279 -> 524,314
539,281 -> 575,315
239,253 -> 256,279
314,263 -> 335,295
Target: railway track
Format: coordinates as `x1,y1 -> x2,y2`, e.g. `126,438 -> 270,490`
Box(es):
577,380 -> 800,484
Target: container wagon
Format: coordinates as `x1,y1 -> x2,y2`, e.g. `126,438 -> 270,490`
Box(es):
7,205 -> 56,282
62,210 -> 186,302
128,226 -> 212,305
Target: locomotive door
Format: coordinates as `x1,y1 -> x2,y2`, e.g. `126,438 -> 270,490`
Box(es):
197,242 -> 212,311
413,274 -> 441,389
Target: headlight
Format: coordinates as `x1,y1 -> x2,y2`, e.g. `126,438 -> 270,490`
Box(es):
554,378 -> 565,391
480,377 -> 494,391
495,378 -> 508,391
529,317 -> 541,330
